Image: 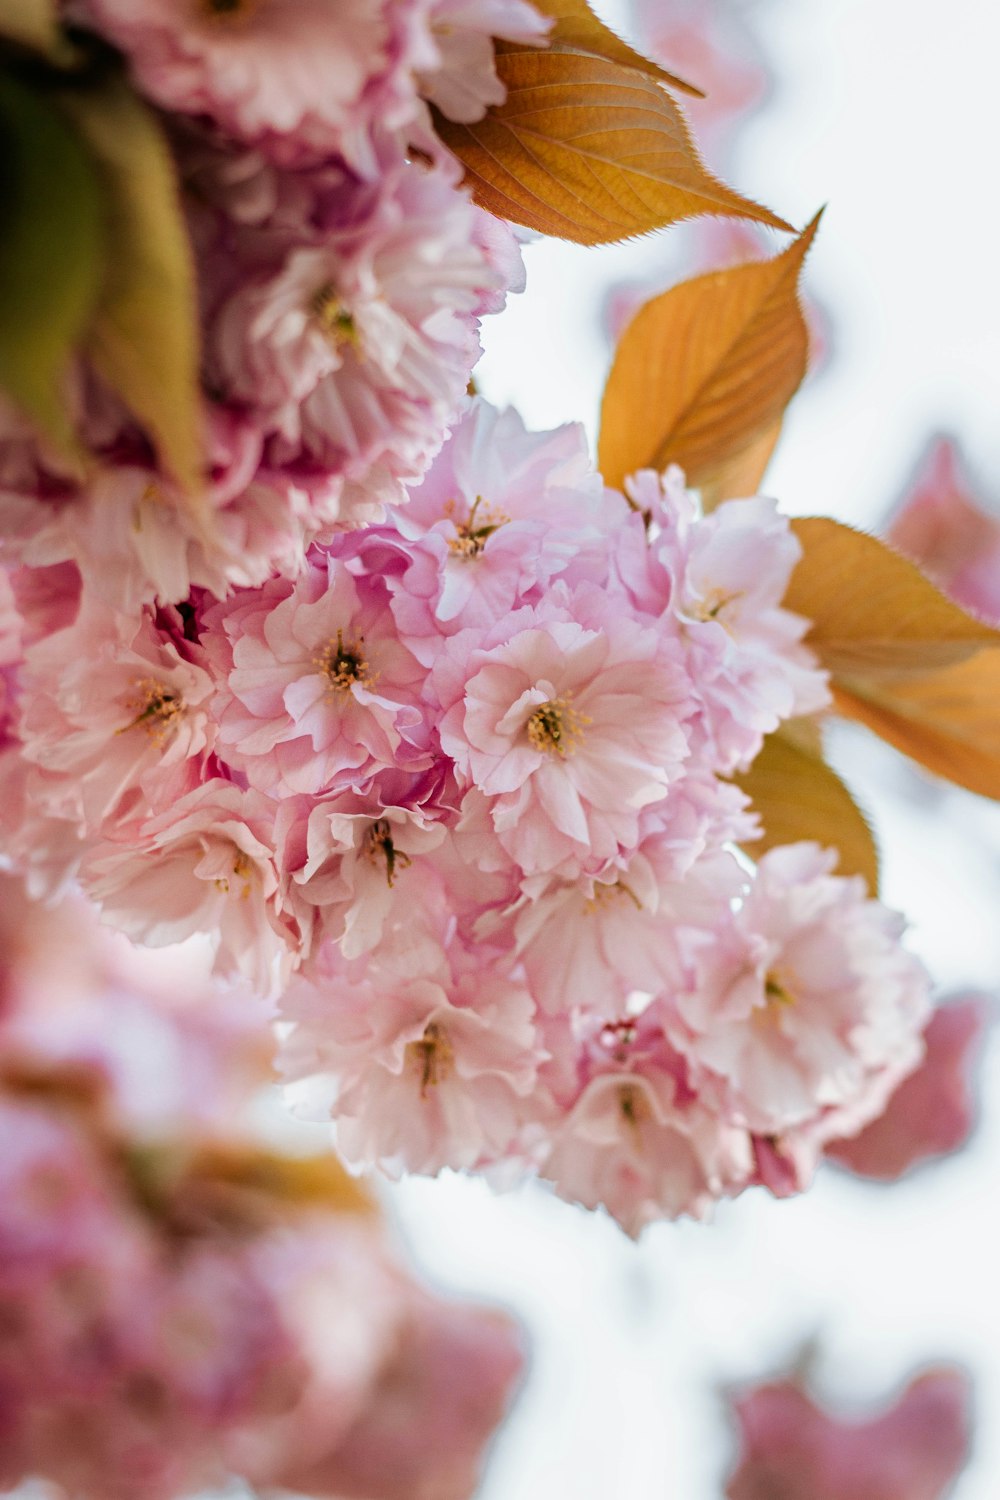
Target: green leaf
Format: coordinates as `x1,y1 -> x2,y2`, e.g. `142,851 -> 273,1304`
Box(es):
0,71 -> 105,457
435,45 -> 792,246
58,74 -> 203,492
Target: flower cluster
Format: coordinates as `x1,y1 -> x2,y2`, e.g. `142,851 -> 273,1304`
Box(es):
0,873 -> 523,1500
0,0 -> 541,607
0,391 -> 932,1234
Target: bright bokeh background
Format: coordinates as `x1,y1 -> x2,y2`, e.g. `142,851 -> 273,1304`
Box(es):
384,0 -> 1000,1494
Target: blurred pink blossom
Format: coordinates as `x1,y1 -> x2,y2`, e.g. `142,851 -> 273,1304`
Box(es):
726,1366 -> 973,1500
886,437 -> 1000,622
826,993 -> 993,1180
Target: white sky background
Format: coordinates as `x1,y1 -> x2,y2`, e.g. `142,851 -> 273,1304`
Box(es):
389,1 -> 1000,1496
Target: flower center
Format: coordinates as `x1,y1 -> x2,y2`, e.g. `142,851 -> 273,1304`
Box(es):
309,282 -> 357,346
526,693 -> 588,757
364,819 -> 411,887
406,1021 -> 453,1097
764,972 -> 796,1006
754,970 -> 798,1029
198,0 -> 258,24
585,880 -> 642,915
690,588 -> 742,626
618,1082 -> 649,1128
120,680 -> 185,743
214,850 -> 254,897
445,495 -> 509,558
315,630 -> 375,693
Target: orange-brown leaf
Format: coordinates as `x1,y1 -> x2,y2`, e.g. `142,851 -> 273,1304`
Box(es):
699,417 -> 782,512
833,652 -> 1000,800
0,0 -> 59,53
188,1144 -> 376,1218
528,0 -> 704,95
787,518 -> 1000,677
598,215 -> 818,490
435,46 -> 791,246
733,727 -> 879,893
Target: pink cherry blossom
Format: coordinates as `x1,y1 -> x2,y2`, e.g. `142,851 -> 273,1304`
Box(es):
204,553 -> 429,798
538,1011 -> 753,1235
0,896 -> 525,1500
210,156 -> 511,503
621,469 -> 830,771
282,925 -> 544,1176
436,583 -> 695,877
513,799 -> 748,1015
272,1288 -> 524,1500
726,1366 -> 973,1500
629,0 -> 768,161
668,844 -> 931,1165
826,992 -> 993,1180
382,398 -> 609,659
80,779 -> 300,996
418,0 -> 551,122
16,594 -> 214,837
79,0 -> 428,174
886,436 -> 1000,622
288,792 -> 448,960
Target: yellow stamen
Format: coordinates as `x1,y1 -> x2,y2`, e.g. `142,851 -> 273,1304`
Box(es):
314,630 -> 376,693
215,851 -> 254,898
445,494 -> 510,558
119,680 -> 185,744
309,282 -> 357,345
754,970 -> 798,1029
526,693 -> 590,757
690,588 -> 742,626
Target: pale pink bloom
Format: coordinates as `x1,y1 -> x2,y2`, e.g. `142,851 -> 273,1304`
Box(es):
384,399 -> 607,659
0,570 -> 19,751
80,0 -> 429,174
669,844 -> 931,1149
205,556 -> 428,798
514,800 -> 747,1015
0,751 -> 89,900
80,779 -> 298,996
5,460 -> 223,611
0,892 -> 523,1500
623,471 -> 830,772
539,1012 -> 753,1235
211,159 -> 509,504
886,436 -> 1000,622
282,928 -> 544,1176
827,993 -> 993,1180
0,564 -> 20,666
1,402 -> 351,609
271,1284 -> 524,1500
726,1366 -> 973,1500
436,584 -> 695,877
419,0 -> 551,121
630,0 -> 768,160
17,595 -> 214,836
226,1220 -> 414,1487
289,792 -> 448,959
